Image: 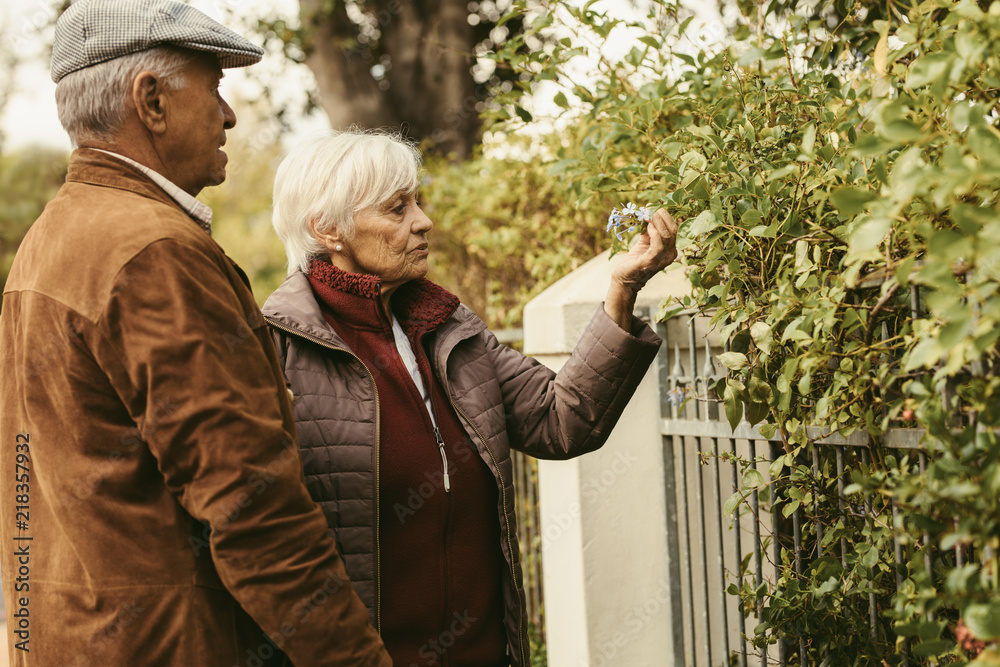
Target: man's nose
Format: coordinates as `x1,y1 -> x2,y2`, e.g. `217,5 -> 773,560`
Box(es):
221,96 -> 236,130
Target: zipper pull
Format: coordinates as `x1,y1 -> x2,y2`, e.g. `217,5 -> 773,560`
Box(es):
434,427 -> 451,493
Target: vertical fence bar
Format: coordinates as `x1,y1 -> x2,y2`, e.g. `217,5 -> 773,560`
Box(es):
836,446 -> 848,569
749,439 -> 765,667
671,344 -> 684,420
862,448 -> 878,642
527,457 -> 543,638
712,436 -> 731,663
658,317 -> 686,663
688,320 -> 700,421
793,503 -> 805,665
730,437 -> 748,667
680,435 -> 697,664
956,518 -> 965,567
918,451 -> 934,623
671,333 -> 698,664
812,447 -> 822,557
662,434 -> 688,665
770,441 -> 787,666
696,435 -> 713,666
892,499 -> 909,666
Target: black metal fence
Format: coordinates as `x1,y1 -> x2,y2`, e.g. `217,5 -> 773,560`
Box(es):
653,308 -> 932,666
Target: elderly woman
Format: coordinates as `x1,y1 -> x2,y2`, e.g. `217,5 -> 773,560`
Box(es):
263,130 -> 678,667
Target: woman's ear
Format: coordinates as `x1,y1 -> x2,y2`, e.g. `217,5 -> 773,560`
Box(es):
132,71 -> 168,135
309,216 -> 344,253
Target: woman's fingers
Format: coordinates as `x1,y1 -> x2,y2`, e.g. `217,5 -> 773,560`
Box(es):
610,208 -> 681,293
638,209 -> 678,272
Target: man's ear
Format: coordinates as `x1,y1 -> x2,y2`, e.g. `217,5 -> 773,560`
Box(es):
132,71 -> 167,134
309,216 -> 344,252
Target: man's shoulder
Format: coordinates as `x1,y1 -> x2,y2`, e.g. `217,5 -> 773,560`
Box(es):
6,181 -> 227,321
54,178 -> 213,246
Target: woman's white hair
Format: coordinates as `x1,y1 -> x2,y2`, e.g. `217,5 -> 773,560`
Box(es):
272,129 -> 422,275
55,46 -> 191,146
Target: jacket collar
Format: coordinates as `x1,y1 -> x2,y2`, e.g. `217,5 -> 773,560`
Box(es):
263,271 -> 347,350
90,149 -> 213,234
263,267 -> 488,354
66,148 -> 196,219
306,260 -> 461,342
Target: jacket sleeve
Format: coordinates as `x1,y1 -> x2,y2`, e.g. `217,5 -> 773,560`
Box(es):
94,238 -> 390,667
491,304 -> 661,460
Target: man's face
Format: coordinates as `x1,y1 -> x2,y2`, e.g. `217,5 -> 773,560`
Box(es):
160,52 -> 236,196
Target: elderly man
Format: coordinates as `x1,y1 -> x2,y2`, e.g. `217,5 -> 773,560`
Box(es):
0,2 -> 390,666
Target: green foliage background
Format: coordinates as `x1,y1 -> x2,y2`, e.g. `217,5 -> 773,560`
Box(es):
485,0 -> 1000,663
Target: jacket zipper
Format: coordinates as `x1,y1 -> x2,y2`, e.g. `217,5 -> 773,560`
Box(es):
264,317 -> 383,634
433,426 -> 451,492
447,398 -> 526,667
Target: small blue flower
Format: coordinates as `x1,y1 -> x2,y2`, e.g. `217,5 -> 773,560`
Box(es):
607,202 -> 652,242
668,387 -> 685,408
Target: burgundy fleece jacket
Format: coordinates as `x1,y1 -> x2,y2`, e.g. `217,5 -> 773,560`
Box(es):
308,260 -> 507,667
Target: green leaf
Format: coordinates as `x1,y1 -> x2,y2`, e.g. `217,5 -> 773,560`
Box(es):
860,543 -> 879,568
965,602 -> 1000,640
782,499 -> 801,518
800,124 -> 816,156
751,322 -> 772,355
830,187 -> 877,215
740,208 -> 763,227
742,468 -> 765,489
637,35 -> 661,49
717,351 -> 749,371
747,374 -> 771,401
911,640 -> 954,657
725,381 -> 744,430
907,53 -> 954,89
849,216 -> 892,254
969,126 -> 1000,168
882,119 -> 925,144
723,491 -> 744,516
553,91 -> 569,108
687,210 -> 719,236
746,401 -> 770,427
515,106 -> 533,123
895,256 -> 915,287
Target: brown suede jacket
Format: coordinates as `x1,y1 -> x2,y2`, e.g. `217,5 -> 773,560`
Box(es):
263,270 -> 662,667
0,149 -> 390,667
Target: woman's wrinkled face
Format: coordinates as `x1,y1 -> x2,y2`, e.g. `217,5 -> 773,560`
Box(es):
338,190 -> 433,293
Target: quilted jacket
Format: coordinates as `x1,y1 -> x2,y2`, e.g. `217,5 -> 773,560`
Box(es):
263,270 -> 661,667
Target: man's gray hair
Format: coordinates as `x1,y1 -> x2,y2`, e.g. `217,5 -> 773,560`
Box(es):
55,46 -> 192,146
272,129 -> 422,276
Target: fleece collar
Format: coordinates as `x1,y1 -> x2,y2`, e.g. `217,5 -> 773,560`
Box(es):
306,259 -> 460,341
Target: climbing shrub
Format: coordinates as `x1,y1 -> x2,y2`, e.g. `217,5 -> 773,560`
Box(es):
489,0 -> 1000,662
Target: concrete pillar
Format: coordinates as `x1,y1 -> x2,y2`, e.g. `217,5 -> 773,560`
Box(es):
523,250 -> 691,667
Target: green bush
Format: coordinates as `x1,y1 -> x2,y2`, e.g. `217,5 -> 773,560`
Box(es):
488,0 -> 1000,662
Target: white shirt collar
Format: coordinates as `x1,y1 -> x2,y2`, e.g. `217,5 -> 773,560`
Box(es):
93,149 -> 213,235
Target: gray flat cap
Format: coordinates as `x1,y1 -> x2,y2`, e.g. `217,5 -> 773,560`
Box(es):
51,0 -> 264,83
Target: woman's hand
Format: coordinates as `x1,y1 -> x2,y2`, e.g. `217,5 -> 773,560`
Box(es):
604,208 -> 680,331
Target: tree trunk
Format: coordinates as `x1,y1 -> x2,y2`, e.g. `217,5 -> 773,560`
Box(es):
298,0 -> 481,159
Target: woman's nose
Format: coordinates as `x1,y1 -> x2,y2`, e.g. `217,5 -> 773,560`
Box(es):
414,206 -> 433,232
